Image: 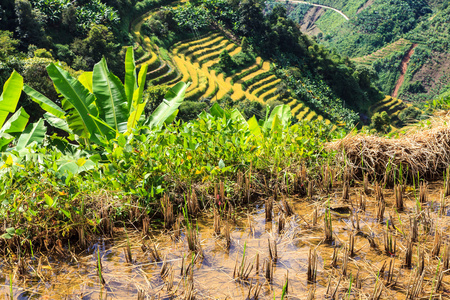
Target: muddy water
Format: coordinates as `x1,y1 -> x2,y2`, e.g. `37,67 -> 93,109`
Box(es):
2,182 -> 450,299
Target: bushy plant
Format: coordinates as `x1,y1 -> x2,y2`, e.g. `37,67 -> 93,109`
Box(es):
370,111 -> 391,133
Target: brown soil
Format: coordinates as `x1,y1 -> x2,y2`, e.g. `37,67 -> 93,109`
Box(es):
407,51 -> 450,97
392,44 -> 418,98
300,6 -> 325,35
357,0 -> 375,14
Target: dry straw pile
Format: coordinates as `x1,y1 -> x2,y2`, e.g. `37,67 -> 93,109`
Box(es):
328,112 -> 450,181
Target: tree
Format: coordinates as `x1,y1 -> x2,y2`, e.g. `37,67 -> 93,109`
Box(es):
144,85 -> 170,115
241,37 -> 250,53
237,0 -> 266,38
218,49 -> 235,72
71,24 -> 122,74
14,0 -> 47,48
0,31 -> 18,61
370,111 -> 391,132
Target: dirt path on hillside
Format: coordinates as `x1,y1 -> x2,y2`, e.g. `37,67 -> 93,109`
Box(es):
275,0 -> 349,20
391,43 -> 418,98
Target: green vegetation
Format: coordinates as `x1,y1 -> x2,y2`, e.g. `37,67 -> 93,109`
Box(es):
286,0 -> 450,105
0,51 -> 343,252
3,0 -> 449,254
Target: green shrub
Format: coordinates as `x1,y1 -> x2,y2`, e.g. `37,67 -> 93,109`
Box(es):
144,84 -> 170,114
407,81 -> 426,94
399,106 -> 421,122
370,111 -> 391,133
177,101 -> 208,121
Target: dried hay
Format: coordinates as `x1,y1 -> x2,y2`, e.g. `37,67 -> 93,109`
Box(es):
328,112 -> 450,181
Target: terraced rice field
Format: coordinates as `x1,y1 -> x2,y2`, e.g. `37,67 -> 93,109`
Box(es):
352,39 -> 412,66
370,96 -> 407,116
133,17 -> 332,123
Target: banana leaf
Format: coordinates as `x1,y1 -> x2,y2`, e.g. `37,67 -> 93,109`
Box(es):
124,47 -> 137,110
24,84 -> 66,118
0,70 -> 23,127
93,58 -> 129,134
15,118 -> 46,150
146,82 -> 189,129
47,63 -> 104,144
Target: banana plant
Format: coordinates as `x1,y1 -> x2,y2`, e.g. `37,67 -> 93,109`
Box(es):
24,47 -> 189,147
0,71 -> 46,151
208,102 -> 292,138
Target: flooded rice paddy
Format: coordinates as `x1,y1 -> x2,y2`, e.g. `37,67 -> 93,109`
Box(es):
1,180 -> 450,299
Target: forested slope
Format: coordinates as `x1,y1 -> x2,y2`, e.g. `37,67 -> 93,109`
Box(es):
280,0 -> 450,110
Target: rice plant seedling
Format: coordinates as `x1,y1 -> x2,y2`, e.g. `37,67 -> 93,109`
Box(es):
324,207 -> 333,243
329,274 -> 342,299
352,211 -> 360,231
419,181 -> 428,203
405,268 -> 425,299
308,180 -> 314,198
330,246 -> 339,268
281,271 -> 289,298
97,247 -> 105,285
383,223 -> 396,256
124,243 -> 133,264
268,239 -> 278,262
342,180 -> 349,201
173,216 -> 181,241
264,259 -> 273,282
184,280 -> 195,300
342,245 -> 349,276
349,232 -> 355,257
246,281 -> 262,299
433,261 -> 445,293
9,273 -> 13,300
223,221 -> 231,251
312,207 -> 318,226
384,258 -> 397,287
277,214 -> 285,234
394,184 -> 404,211
280,196 -> 294,216
355,271 -> 361,289
186,224 -> 202,256
265,197 -> 273,222
439,191 -> 446,216
347,274 -> 353,298
160,254 -> 171,279
376,198 -> 386,223
442,243 -> 449,271
162,194 -> 174,230
233,242 -> 253,281
375,182 -> 384,202
431,228 -> 442,257
322,165 -> 333,192
370,274 -> 383,300
148,243 -> 161,262
409,215 -> 418,242
404,239 -> 413,269
213,207 -> 221,236
358,192 -> 366,212
444,166 -> 450,197
187,190 -> 199,216
307,247 -> 317,282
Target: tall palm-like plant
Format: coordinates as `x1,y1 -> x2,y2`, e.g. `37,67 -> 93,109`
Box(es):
24,47 -> 188,146
0,71 -> 46,151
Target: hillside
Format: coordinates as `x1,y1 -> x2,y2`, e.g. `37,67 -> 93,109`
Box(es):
280,0 -> 450,107
1,0 -> 387,129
